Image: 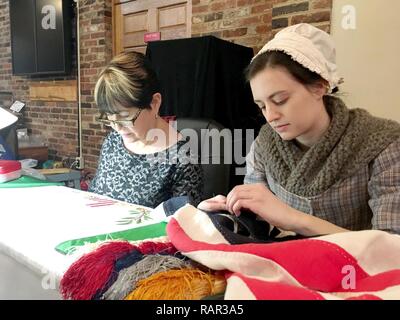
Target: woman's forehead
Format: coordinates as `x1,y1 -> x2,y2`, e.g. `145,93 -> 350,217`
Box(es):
251,66 -> 300,94
111,105 -> 139,115
257,66 -> 295,83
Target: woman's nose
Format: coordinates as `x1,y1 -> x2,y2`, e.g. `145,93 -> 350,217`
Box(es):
264,106 -> 281,123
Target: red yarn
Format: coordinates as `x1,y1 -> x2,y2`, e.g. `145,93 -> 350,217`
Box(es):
60,241 -> 135,300
137,241 -> 177,255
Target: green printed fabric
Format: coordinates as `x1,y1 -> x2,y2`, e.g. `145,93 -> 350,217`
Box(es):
55,221 -> 167,255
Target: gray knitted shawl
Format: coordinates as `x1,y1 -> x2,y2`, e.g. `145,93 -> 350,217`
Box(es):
257,96 -> 400,197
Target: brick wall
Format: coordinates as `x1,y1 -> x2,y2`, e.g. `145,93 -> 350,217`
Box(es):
0,0 -> 78,160
0,0 -> 332,173
0,1 -> 12,104
0,0 -> 112,171
192,0 -> 332,53
78,0 -> 113,170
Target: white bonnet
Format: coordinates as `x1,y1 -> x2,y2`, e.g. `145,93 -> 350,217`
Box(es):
253,23 -> 343,92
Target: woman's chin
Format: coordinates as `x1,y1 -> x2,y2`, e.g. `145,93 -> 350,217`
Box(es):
121,133 -> 137,143
277,131 -> 294,140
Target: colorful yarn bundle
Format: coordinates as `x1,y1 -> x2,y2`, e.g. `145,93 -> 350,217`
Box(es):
92,249 -> 144,300
60,241 -> 135,300
103,254 -> 191,300
60,239 -> 226,300
94,241 -> 182,299
124,268 -> 227,300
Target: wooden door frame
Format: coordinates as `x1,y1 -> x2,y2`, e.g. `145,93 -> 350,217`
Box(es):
112,0 -> 192,56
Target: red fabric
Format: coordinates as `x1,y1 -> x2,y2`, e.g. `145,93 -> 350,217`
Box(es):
229,273 -> 325,300
166,207 -> 400,300
60,241 -> 135,300
168,218 -> 370,292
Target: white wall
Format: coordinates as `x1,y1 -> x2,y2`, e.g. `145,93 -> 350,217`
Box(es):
331,0 -> 400,122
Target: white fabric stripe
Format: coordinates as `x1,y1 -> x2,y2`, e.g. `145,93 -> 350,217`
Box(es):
224,276 -> 256,300
317,230 -> 400,275
173,205 -> 229,244
184,250 -> 302,287
353,284 -> 400,300
226,278 -> 400,300
318,284 -> 400,300
225,275 -> 400,300
318,292 -> 344,300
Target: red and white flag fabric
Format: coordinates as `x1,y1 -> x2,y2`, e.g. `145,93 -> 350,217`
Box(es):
167,204 -> 400,300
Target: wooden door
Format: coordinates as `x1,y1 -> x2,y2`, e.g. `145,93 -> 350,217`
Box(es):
113,0 -> 192,55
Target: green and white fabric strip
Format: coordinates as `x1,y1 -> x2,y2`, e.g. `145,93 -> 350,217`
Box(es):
55,221 -> 167,255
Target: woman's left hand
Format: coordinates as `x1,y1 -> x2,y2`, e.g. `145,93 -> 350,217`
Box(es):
226,183 -> 300,231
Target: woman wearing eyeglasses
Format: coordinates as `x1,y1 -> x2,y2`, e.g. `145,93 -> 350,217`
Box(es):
198,23 -> 400,236
89,51 -> 203,208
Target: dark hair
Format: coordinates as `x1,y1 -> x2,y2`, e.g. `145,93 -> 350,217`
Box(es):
94,51 -> 160,114
245,51 -> 338,93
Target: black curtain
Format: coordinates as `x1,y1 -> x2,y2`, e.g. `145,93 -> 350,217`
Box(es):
146,36 -> 263,131
146,36 -> 265,189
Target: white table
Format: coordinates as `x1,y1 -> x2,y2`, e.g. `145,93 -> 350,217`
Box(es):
0,186 -> 164,299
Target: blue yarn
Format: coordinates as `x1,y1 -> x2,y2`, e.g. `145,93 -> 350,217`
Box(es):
93,247 -> 189,300
93,249 -> 143,300
115,250 -> 144,272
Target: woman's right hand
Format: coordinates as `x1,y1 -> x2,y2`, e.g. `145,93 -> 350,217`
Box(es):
197,195 -> 227,212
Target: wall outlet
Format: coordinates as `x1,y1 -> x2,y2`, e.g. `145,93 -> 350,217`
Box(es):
75,156 -> 84,170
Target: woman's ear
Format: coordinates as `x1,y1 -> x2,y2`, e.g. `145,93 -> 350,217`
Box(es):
150,93 -> 162,114
308,81 -> 328,100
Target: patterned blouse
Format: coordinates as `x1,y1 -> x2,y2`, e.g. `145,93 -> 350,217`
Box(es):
89,131 -> 203,208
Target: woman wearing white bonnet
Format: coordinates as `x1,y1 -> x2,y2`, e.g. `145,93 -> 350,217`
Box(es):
199,23 -> 400,236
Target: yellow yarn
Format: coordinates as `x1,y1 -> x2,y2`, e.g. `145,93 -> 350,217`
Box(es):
124,268 -> 226,300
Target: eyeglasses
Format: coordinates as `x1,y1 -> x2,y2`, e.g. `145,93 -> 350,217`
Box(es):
96,108 -> 143,128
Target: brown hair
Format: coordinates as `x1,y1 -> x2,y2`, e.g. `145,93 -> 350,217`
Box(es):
94,51 -> 160,114
245,51 -> 338,93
